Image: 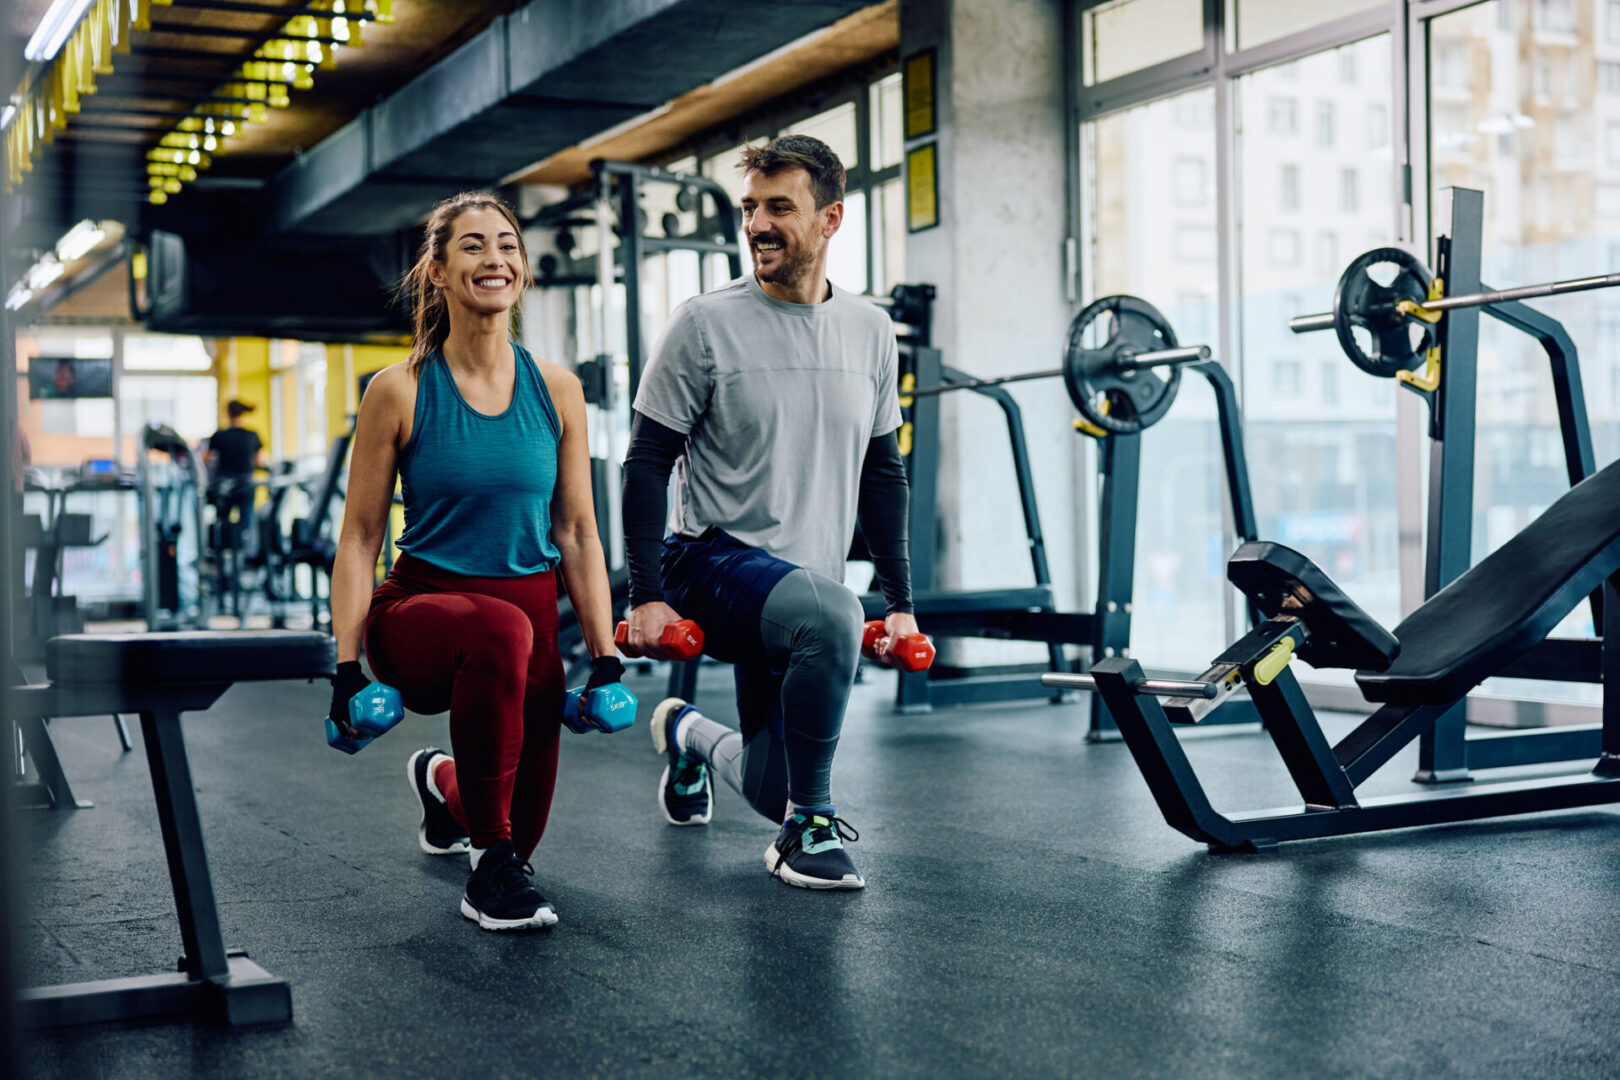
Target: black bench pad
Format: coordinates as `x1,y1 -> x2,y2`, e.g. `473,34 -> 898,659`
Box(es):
47,631 -> 336,687
1227,541 -> 1399,672
1357,458 -> 1620,705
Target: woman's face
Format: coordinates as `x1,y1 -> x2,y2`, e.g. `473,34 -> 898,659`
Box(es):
430,206 -> 524,319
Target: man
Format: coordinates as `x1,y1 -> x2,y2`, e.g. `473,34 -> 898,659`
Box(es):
204,399 -> 267,554
621,134 -> 918,891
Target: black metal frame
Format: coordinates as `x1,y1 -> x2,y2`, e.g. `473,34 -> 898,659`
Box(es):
890,330 -> 1264,725
1093,185 -> 1616,850
1088,573 -> 1620,852
12,681 -> 291,1027
1408,188 -> 1602,782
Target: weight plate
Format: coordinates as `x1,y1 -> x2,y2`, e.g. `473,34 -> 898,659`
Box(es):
1332,247 -> 1435,378
1062,295 -> 1181,435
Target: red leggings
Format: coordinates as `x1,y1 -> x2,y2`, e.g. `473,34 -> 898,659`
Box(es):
364,554 -> 565,858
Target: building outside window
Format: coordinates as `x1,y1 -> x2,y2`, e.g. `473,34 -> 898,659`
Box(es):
1280,163 -> 1301,209
1268,96 -> 1298,134
1317,100 -> 1336,146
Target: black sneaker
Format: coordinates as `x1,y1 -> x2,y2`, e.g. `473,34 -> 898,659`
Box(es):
460,840 -> 557,931
766,813 -> 865,890
650,697 -> 712,826
406,747 -> 469,856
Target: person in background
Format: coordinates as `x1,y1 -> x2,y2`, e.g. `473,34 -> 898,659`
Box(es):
204,400 -> 267,556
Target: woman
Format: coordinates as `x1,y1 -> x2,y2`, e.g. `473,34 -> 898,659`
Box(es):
328,191 -> 622,931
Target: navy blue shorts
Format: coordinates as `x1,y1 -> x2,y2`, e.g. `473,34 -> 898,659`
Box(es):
660,529 -> 797,668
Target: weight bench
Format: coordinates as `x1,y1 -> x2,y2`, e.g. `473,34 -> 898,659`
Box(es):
1048,457 -> 1620,851
14,630 -> 335,1026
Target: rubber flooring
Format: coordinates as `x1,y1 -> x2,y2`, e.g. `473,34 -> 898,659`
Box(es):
13,664 -> 1620,1079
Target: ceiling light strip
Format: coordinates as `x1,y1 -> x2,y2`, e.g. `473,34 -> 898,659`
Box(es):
3,0 -> 391,202
144,0 -> 391,204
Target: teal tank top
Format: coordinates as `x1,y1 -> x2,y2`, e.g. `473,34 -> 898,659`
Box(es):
396,343 -> 562,577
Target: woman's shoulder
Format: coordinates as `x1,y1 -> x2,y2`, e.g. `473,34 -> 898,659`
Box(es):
526,351 -> 582,404
356,360 -> 422,440
362,360 -> 419,405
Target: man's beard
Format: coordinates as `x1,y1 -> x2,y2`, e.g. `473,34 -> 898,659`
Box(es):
751,234 -> 808,285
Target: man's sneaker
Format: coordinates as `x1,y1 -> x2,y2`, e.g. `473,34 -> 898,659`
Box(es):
650,697 -> 712,826
766,813 -> 865,890
460,840 -> 558,931
406,747 -> 469,855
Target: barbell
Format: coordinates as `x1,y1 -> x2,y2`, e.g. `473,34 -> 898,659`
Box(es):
1290,246 -> 1620,377
1041,672 -> 1219,699
905,295 -> 1212,435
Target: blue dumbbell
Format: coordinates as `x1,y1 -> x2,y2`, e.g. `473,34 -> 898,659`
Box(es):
325,681 -> 405,754
561,683 -> 638,734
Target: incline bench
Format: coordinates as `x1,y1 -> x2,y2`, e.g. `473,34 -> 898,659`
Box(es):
1044,456 -> 1620,851
13,630 -> 335,1026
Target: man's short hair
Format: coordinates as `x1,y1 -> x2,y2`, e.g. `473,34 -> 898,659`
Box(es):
738,135 -> 846,209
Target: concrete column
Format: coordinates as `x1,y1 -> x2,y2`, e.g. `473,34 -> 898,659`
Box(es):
901,0 -> 1081,661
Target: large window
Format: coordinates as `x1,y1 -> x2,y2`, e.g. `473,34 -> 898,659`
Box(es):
1074,0 -> 1620,718
1429,1 -> 1620,701
1082,89 -> 1226,670
1238,37 -> 1402,645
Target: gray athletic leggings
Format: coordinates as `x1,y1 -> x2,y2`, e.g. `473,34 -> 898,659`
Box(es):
678,568 -> 863,821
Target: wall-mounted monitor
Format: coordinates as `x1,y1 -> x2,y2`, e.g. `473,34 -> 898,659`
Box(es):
27,356 -> 113,399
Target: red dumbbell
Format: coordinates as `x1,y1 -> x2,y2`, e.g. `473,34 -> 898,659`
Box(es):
616,618 -> 704,661
861,620 -> 936,673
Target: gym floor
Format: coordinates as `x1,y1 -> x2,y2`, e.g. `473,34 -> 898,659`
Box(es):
15,665 -> 1620,1080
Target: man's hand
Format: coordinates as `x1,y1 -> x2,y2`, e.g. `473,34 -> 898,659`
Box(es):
627,601 -> 685,660
878,612 -> 920,664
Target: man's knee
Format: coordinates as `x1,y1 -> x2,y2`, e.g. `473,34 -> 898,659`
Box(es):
772,570 -> 862,668
806,576 -> 863,669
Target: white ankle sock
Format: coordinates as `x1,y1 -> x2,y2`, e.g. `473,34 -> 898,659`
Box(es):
469,845 -> 487,871
425,754 -> 448,802
673,711 -> 695,755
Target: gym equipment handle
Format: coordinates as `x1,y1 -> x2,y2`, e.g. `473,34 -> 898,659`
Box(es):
1040,672 -> 1218,699
1289,271 -> 1620,334
908,344 -> 1211,398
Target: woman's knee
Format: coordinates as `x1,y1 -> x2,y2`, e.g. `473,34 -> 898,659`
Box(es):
458,597 -> 535,673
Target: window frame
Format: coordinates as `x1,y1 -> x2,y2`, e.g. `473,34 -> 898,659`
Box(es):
655,62 -> 903,299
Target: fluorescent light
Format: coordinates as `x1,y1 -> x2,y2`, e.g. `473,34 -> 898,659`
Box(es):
5,285 -> 32,311
25,255 -> 64,291
25,0 -> 96,63
55,219 -> 105,261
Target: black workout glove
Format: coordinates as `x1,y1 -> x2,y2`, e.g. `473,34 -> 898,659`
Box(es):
585,655 -> 626,693
329,660 -> 371,735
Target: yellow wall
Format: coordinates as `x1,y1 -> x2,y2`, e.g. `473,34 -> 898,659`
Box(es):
322,343 -> 410,579
324,343 -> 409,441
215,337 -> 273,451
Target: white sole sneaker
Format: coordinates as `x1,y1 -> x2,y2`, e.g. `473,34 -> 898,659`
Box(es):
459,896 -> 558,931
650,696 -> 687,756
764,844 -> 866,890
405,748 -> 469,856
657,763 -> 714,827
651,697 -> 712,826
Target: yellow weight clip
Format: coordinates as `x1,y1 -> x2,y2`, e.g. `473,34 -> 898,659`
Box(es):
1252,636 -> 1296,687
1395,277 -> 1444,393
1072,396 -> 1111,439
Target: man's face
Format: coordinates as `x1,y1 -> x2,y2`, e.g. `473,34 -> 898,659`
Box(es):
740,168 -> 841,287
